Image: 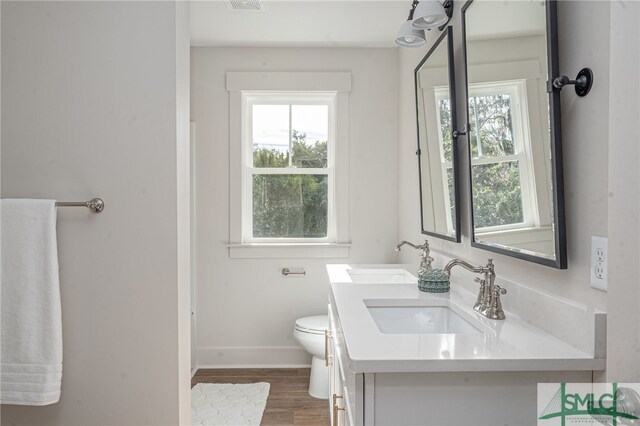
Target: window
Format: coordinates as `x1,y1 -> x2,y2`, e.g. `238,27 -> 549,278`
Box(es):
436,80 -> 537,232
243,94 -> 335,243
434,93 -> 456,233
467,81 -> 537,230
226,71 -> 351,258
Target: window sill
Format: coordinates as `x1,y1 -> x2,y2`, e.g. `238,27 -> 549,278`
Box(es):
476,225 -> 552,237
227,243 -> 351,259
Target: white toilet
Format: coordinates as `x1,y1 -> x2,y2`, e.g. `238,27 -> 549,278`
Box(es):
293,315 -> 329,399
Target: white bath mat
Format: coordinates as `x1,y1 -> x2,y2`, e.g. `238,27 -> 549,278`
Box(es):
191,382 -> 270,426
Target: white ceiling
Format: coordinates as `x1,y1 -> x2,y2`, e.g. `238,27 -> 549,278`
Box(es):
190,0 -> 547,48
190,0 -> 410,47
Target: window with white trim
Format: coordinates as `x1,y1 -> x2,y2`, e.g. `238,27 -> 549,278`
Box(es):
436,80 -> 538,232
227,72 -> 351,258
242,93 -> 336,243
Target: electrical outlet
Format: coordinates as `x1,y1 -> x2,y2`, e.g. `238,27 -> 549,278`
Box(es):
594,263 -> 605,279
590,236 -> 608,291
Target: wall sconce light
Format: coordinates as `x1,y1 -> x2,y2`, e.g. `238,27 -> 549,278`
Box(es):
552,67 -> 594,97
412,0 -> 453,30
395,0 -> 426,48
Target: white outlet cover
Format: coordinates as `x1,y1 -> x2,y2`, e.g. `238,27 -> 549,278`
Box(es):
590,236 -> 608,291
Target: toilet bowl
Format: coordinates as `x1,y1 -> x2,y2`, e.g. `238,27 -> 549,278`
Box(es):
293,315 -> 329,399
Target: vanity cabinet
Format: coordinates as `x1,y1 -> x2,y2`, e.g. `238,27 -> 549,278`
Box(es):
328,303 -> 363,426
325,266 -> 605,425
327,291 -> 597,426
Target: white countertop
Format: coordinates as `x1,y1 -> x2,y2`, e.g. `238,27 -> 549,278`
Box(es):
330,280 -> 606,374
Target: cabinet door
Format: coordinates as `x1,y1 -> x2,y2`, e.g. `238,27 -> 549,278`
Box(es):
332,368 -> 347,426
329,303 -> 347,425
328,304 -> 341,425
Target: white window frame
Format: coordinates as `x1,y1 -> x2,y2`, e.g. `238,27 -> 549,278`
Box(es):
226,72 -> 351,258
243,93 -> 336,243
433,92 -> 455,234
435,79 -> 539,233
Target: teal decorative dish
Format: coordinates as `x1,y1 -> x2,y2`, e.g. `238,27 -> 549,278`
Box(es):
417,268 -> 450,293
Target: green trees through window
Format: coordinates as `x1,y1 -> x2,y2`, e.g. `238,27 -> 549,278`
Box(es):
437,87 -> 527,230
468,93 -> 524,228
252,131 -> 329,238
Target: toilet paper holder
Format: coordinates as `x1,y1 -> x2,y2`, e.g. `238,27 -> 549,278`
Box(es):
282,267 -> 306,276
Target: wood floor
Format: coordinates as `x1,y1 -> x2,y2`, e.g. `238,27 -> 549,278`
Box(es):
192,368 -> 330,426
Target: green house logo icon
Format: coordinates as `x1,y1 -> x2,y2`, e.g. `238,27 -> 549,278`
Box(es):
539,383 -> 640,425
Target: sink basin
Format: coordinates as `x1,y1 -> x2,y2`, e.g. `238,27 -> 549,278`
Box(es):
367,305 -> 481,334
346,269 -> 417,284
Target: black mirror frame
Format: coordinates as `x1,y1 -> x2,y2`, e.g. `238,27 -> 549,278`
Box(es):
461,0 -> 567,269
414,26 -> 461,243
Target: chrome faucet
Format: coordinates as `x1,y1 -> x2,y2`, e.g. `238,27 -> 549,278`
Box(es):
443,258 -> 507,320
395,240 -> 433,275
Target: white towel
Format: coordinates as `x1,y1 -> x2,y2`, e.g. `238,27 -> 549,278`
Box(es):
1,199 -> 62,405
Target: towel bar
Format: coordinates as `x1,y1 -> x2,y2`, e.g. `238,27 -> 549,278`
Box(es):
55,198 -> 104,213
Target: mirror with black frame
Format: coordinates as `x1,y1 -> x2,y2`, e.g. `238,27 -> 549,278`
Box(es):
415,27 -> 460,242
462,0 -> 566,268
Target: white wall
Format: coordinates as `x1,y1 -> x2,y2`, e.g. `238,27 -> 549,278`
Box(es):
191,47 -> 398,367
1,2 -> 191,424
175,2 -> 192,423
398,1 -> 640,381
606,0 -> 640,381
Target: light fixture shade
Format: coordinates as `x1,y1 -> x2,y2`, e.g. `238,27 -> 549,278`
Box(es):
395,20 -> 426,48
411,0 -> 448,30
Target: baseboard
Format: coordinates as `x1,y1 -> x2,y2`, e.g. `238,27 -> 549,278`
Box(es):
197,363 -> 311,369
197,346 -> 311,368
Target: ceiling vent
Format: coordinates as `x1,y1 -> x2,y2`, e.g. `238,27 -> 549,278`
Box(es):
227,0 -> 263,11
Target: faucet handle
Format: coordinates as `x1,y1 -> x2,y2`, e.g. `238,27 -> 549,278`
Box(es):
417,243 -> 433,271
420,252 -> 434,264
487,284 -> 507,320
473,277 -> 487,313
